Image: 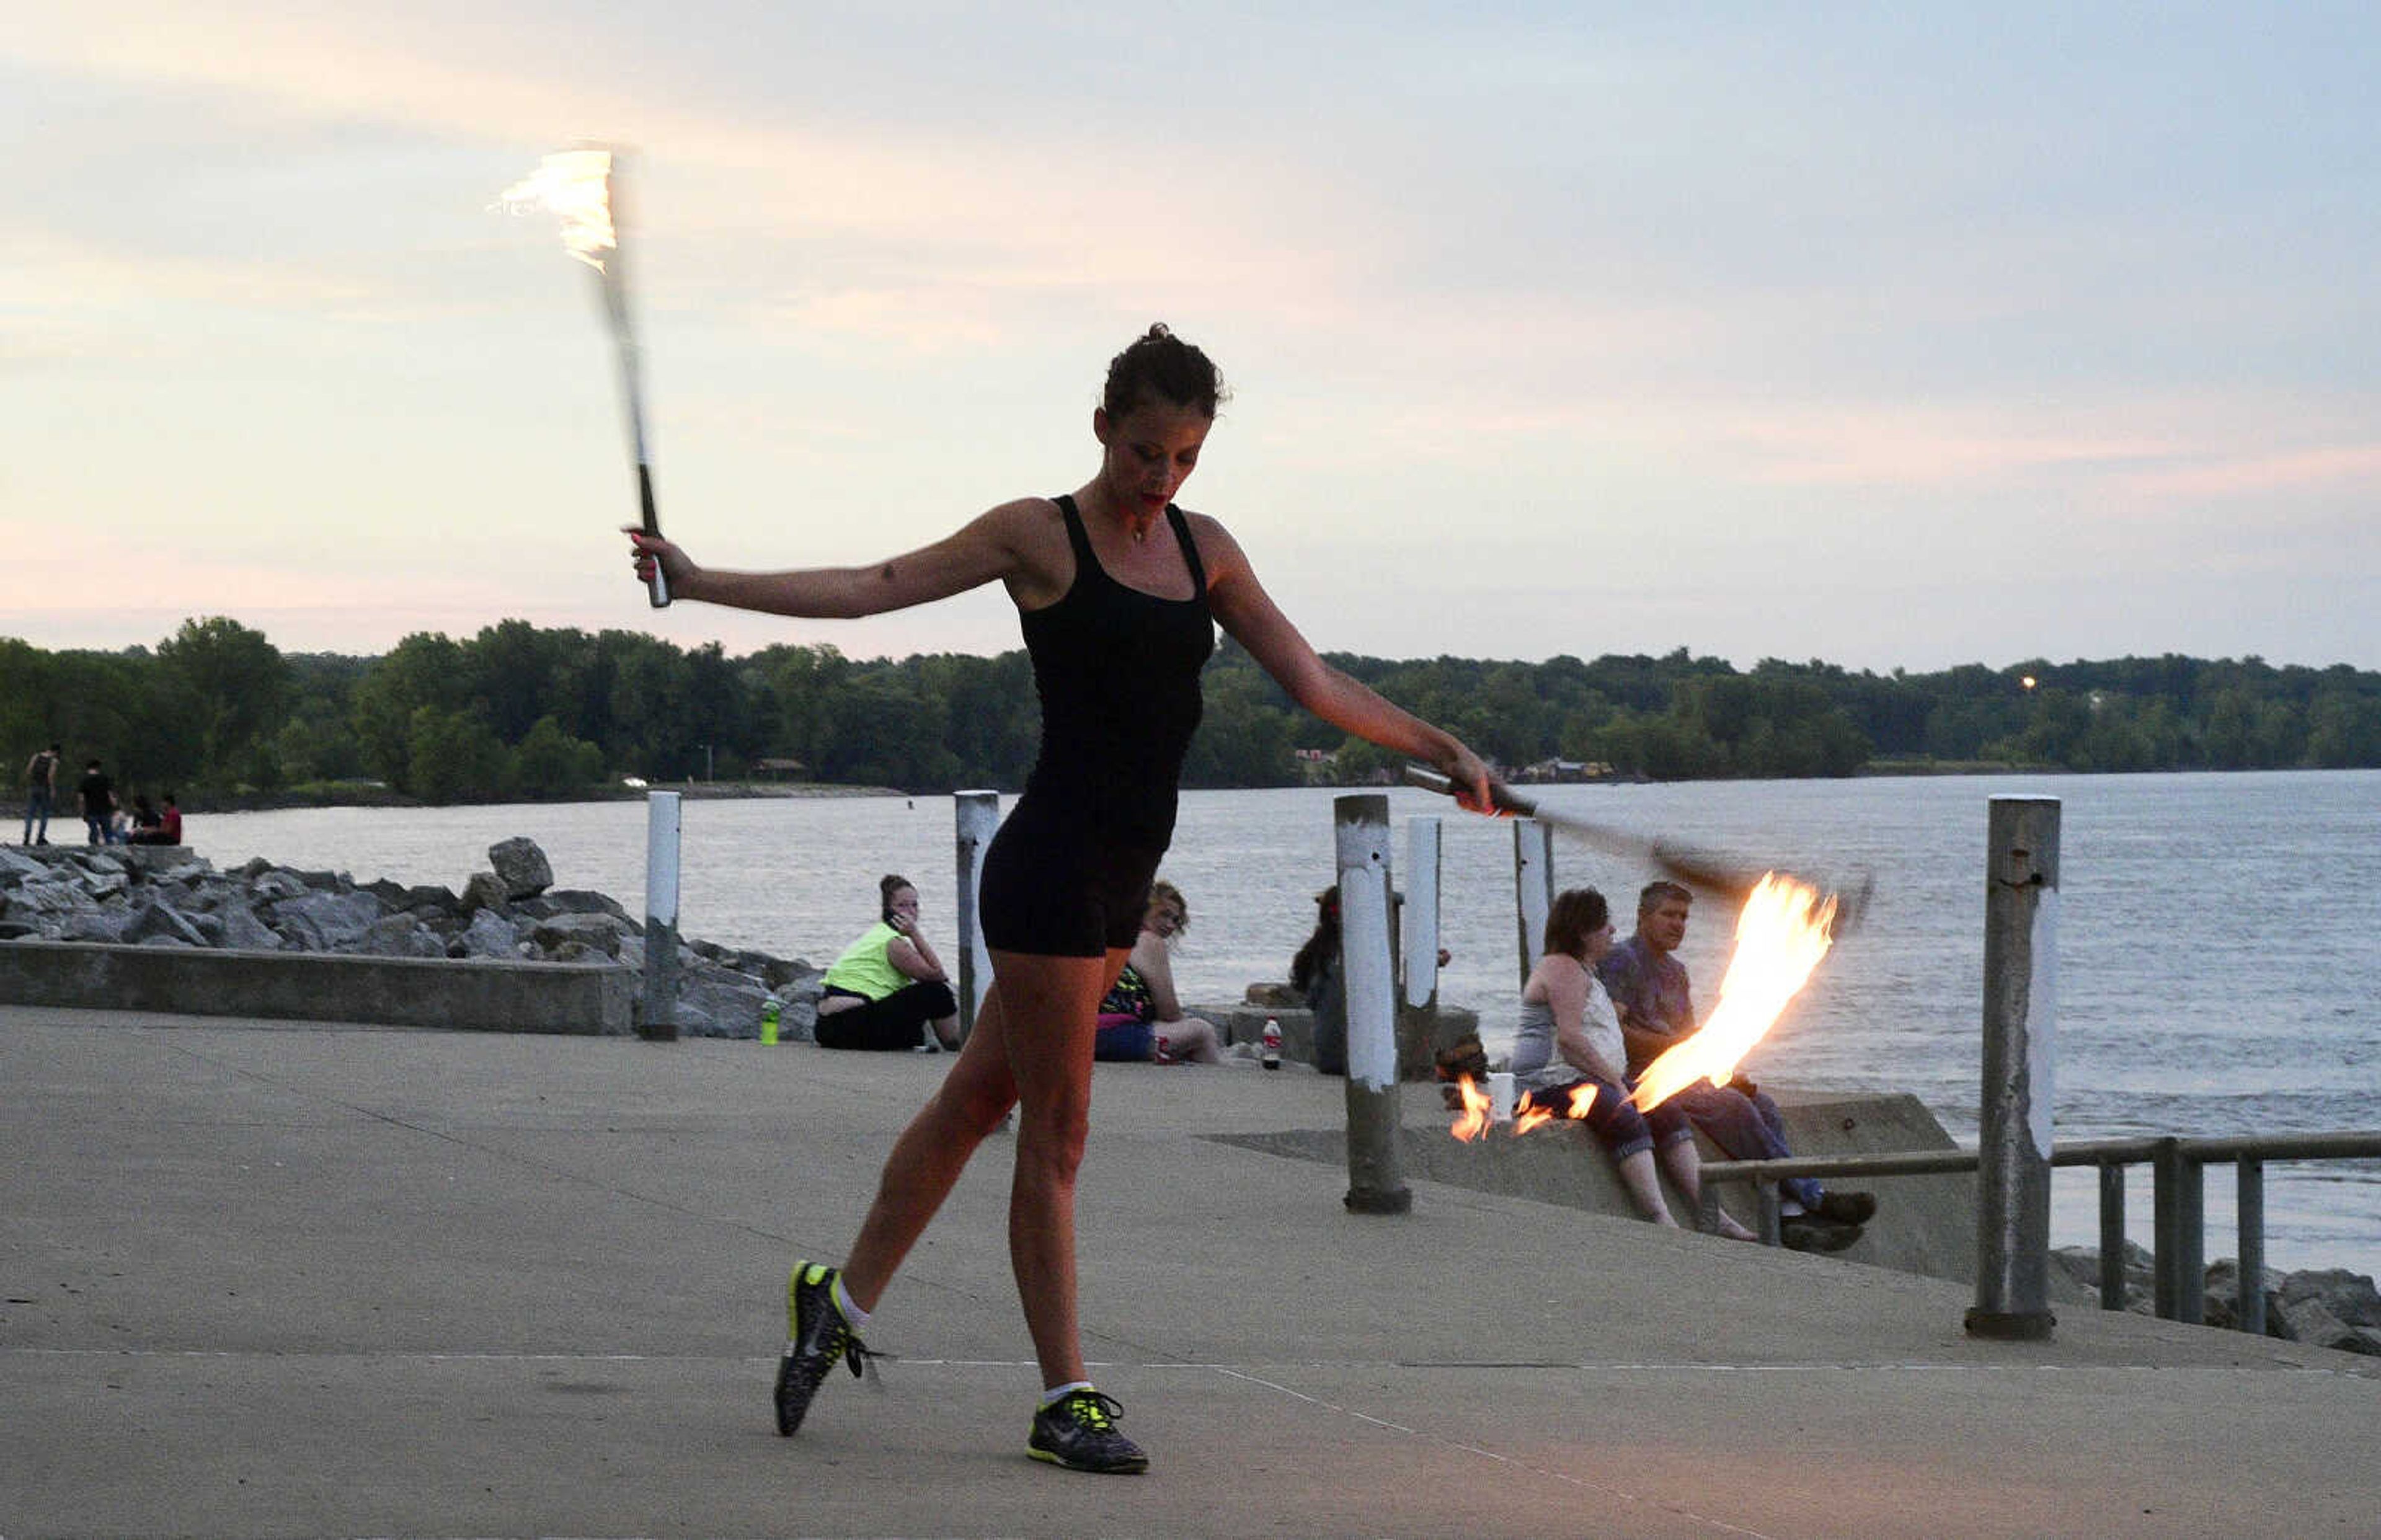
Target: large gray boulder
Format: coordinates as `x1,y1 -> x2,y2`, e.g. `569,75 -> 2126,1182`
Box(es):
528,913 -> 630,959
487,838 -> 553,900
58,906 -> 131,944
453,908 -> 525,960
459,870 -> 510,916
267,888 -> 386,951
671,960 -> 773,1039
213,901 -> 284,952
124,900 -> 211,949
249,869 -> 309,903
352,913 -> 446,959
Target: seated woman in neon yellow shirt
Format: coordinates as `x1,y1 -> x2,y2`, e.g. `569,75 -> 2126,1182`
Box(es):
816,874 -> 962,1051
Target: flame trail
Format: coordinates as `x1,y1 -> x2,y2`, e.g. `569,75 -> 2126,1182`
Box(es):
1629,873 -> 1837,1113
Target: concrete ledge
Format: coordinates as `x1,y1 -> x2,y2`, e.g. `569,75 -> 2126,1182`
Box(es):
1209,1089 -> 2078,1294
9,843 -> 201,872
0,940 -> 633,1035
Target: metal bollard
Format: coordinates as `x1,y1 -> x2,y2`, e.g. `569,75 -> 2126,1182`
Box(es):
1337,794 -> 1410,1215
1512,816 -> 1553,989
2098,1162 -> 2127,1311
953,790 -> 999,1040
1967,795 -> 2059,1340
641,790 -> 681,1042
2153,1139 -> 2206,1324
2237,1157 -> 2266,1335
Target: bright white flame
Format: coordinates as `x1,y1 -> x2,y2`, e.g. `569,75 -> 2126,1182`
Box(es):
498,149 -> 617,274
1629,873 -> 1837,1113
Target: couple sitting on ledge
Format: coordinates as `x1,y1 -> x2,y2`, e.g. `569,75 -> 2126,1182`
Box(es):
1487,880 -> 1877,1250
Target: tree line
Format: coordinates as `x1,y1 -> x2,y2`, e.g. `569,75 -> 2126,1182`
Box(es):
6,617 -> 2381,807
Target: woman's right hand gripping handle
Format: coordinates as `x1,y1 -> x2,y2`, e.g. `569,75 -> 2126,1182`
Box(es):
626,528 -> 697,603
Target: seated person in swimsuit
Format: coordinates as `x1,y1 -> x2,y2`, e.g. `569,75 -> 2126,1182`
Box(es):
1093,880 -> 1226,1063
1511,887 -> 1757,1239
815,875 -> 962,1051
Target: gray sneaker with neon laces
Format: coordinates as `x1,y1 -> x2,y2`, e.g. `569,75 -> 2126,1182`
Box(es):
1027,1387 -> 1149,1474
773,1260 -> 878,1436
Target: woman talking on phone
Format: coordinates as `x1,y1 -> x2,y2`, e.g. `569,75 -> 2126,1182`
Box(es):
815,874 -> 961,1051
629,324 -> 1494,1476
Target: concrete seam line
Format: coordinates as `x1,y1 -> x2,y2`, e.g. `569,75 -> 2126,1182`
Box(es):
1202,1364 -> 1782,1540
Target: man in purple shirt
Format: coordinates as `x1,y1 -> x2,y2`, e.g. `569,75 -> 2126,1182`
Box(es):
1598,881 -> 1875,1252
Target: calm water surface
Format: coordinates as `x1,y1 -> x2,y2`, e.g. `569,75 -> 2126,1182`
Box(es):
192,772 -> 2381,1276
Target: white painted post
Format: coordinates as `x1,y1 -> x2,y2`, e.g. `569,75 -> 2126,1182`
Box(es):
1513,816 -> 1554,987
1403,816 -> 1441,1009
1337,794 -> 1409,1215
1967,795 -> 2060,1340
953,790 -> 1000,1040
641,790 -> 681,1042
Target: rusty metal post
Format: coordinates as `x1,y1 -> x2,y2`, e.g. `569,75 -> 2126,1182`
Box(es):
1968,795 -> 2059,1340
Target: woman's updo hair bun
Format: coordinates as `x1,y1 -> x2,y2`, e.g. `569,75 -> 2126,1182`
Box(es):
1102,323 -> 1228,420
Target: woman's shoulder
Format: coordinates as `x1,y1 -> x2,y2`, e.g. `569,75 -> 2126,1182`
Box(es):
1176,508 -> 1243,567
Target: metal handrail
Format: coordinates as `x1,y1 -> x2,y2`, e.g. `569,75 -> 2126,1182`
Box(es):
1698,1130 -> 2381,1332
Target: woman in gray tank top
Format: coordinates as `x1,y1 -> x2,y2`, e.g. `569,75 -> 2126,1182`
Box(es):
1514,888 -> 1755,1240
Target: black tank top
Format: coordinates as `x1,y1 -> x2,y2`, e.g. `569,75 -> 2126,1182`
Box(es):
1014,495 -> 1215,850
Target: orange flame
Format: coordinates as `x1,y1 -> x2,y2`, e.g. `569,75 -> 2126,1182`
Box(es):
498,149 -> 618,274
1449,1074 -> 1492,1141
1629,872 -> 1837,1113
1448,1078 -> 1598,1140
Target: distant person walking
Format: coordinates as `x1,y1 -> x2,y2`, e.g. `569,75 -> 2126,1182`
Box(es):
629,323 -> 1495,1476
22,742 -> 59,845
74,759 -> 114,849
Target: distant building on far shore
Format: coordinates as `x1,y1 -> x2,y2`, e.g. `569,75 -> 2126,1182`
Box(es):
1516,758 -> 1612,784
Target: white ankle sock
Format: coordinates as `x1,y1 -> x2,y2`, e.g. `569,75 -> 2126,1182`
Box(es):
1039,1380 -> 1094,1408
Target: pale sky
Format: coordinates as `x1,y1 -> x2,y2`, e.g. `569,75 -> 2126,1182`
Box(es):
7,4 -> 2376,672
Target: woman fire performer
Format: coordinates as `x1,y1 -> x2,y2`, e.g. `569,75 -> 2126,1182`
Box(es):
627,324 -> 1495,1476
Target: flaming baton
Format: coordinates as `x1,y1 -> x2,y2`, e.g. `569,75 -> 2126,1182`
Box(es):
500,146 -> 669,607
1401,764 -> 1871,929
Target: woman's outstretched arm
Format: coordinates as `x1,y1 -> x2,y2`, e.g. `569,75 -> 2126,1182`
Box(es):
626,498 -> 1062,619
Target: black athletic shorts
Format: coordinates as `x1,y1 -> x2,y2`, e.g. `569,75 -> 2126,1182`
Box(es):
977,802 -> 1161,958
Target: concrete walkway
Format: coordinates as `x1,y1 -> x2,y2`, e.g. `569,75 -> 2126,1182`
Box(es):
5,1004 -> 2375,1539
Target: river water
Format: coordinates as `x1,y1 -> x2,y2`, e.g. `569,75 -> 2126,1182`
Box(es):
189,771 -> 2381,1277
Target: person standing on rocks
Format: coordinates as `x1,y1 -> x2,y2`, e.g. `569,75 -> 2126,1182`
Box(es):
628,324 -> 1496,1476
22,742 -> 59,846
74,759 -> 114,849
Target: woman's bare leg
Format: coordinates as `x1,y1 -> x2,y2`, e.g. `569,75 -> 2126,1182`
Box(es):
1656,1138 -> 1758,1241
1162,1014 -> 1226,1064
1615,1149 -> 1680,1226
990,948 -> 1122,1388
840,986 -> 1026,1310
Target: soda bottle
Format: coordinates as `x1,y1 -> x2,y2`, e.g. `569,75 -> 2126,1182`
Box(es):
1154,1033 -> 1173,1065
1261,1017 -> 1282,1070
760,994 -> 783,1045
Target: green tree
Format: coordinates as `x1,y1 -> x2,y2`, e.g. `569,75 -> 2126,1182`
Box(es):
510,716 -> 607,798
156,617 -> 291,788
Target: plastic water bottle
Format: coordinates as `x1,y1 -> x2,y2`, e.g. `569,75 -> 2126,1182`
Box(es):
1261,1017 -> 1282,1071
759,994 -> 783,1045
